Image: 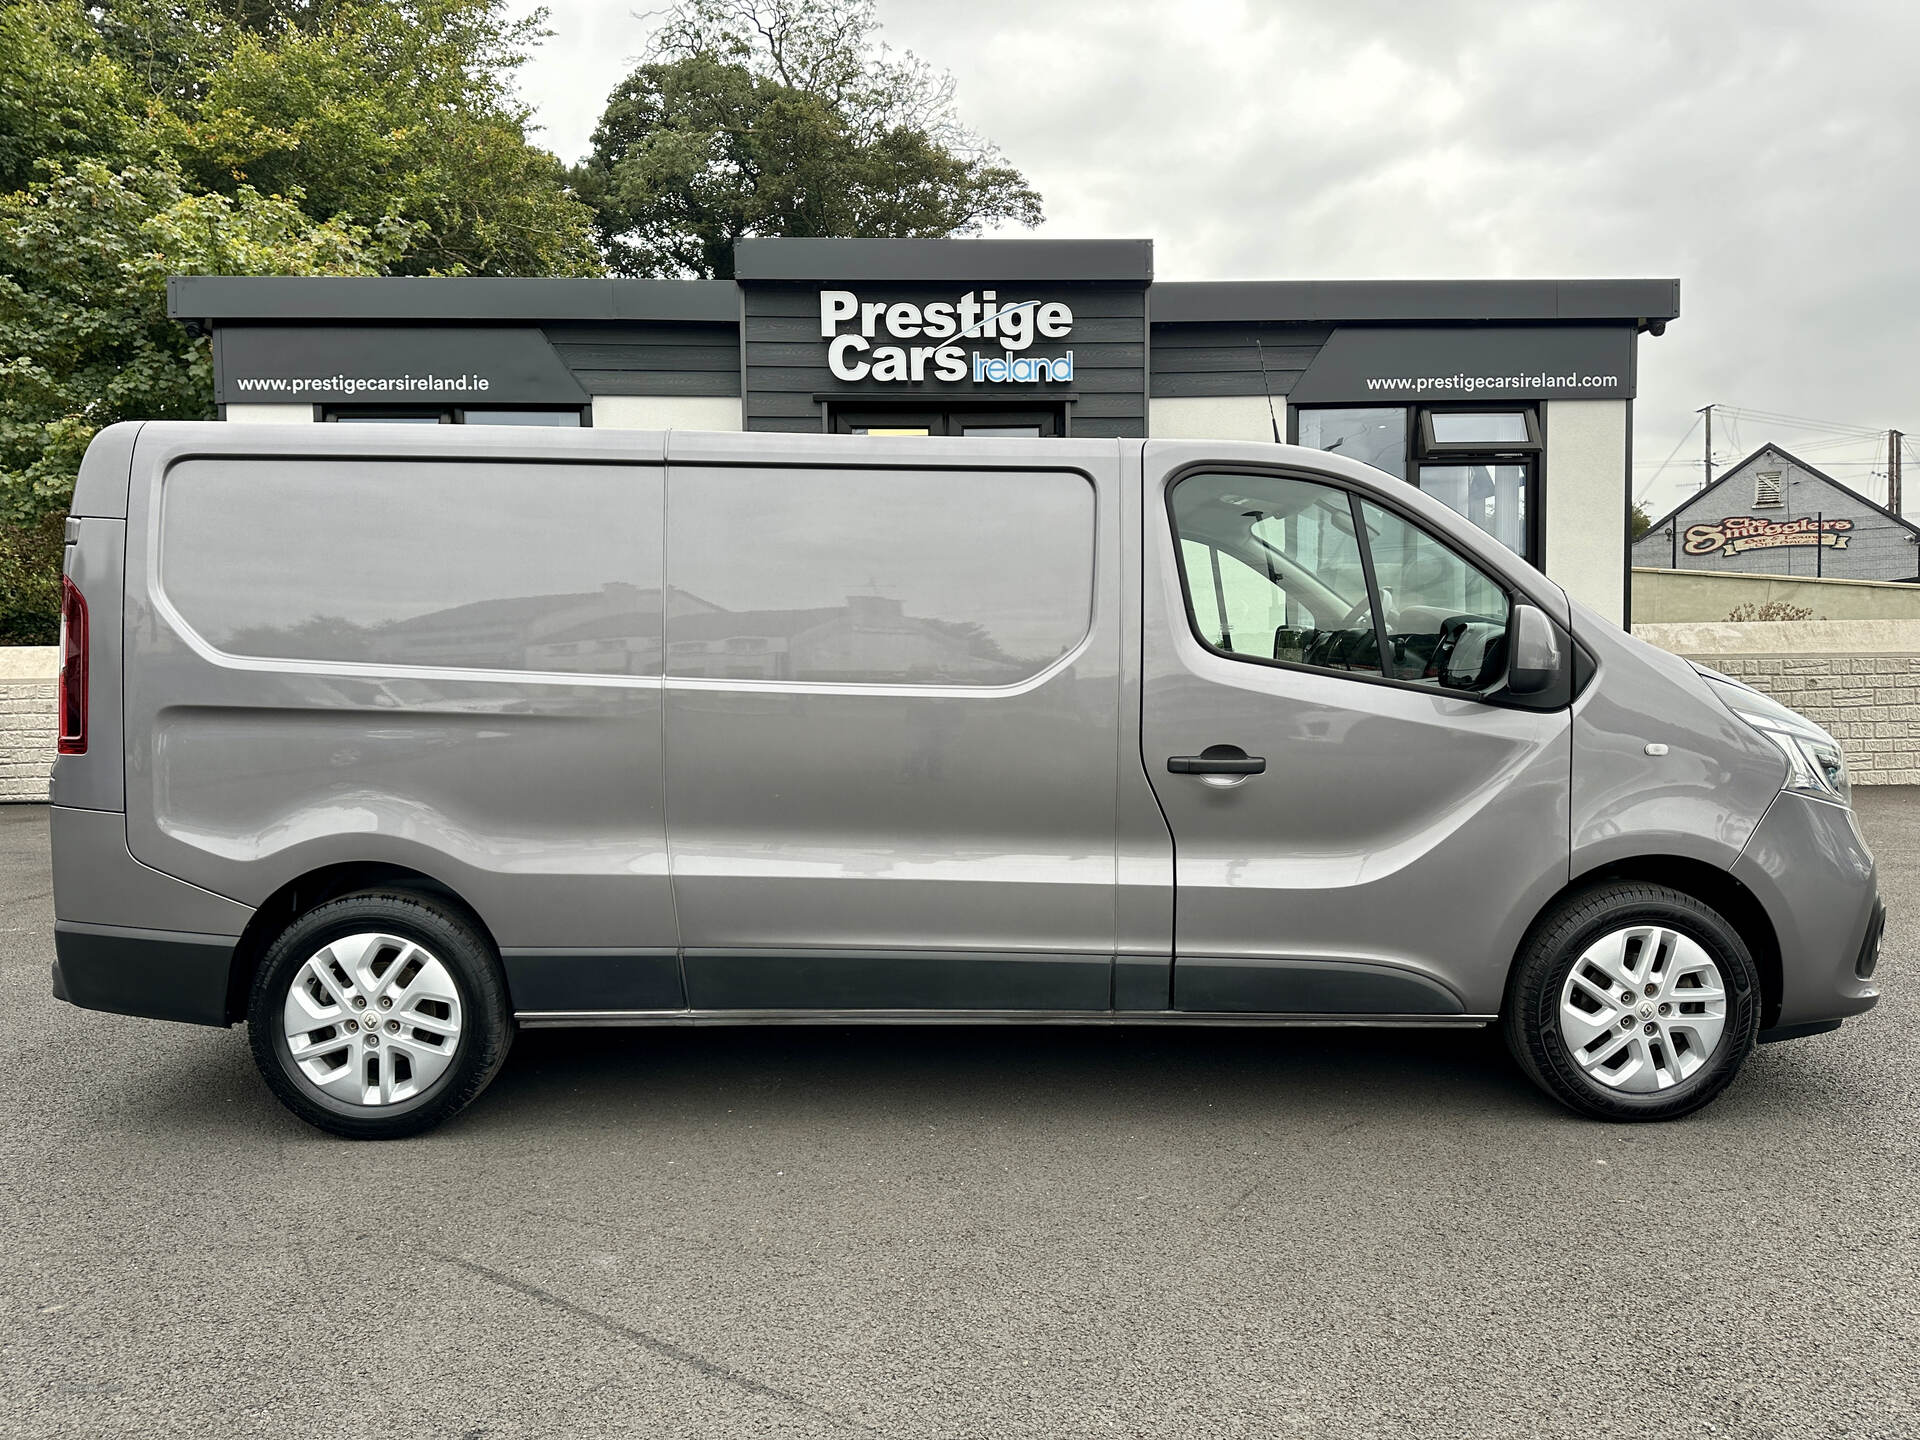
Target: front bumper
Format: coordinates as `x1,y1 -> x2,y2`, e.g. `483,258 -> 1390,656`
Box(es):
1732,791 -> 1883,1033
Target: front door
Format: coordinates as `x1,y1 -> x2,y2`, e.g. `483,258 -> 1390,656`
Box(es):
1139,452 -> 1573,1019
833,406 -> 1061,437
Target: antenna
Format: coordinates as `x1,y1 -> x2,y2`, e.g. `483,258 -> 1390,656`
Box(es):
1254,339 -> 1282,444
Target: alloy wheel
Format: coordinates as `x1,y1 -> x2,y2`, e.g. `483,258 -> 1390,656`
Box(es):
280,932 -> 465,1107
1558,925 -> 1728,1093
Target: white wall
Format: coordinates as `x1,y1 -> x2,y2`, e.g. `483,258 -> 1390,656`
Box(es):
1544,399 -> 1629,625
225,403 -> 314,424
1148,395 -> 1284,442
593,395 -> 742,431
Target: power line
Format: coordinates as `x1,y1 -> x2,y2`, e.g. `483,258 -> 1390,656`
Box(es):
1635,412 -> 1702,502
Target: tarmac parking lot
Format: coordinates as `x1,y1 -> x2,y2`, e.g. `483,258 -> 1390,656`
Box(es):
2,794 -> 1917,1440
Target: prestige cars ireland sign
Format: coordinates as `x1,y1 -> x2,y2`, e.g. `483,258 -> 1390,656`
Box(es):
821,290 -> 1074,384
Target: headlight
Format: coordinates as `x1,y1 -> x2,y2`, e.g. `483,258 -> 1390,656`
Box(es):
1699,668 -> 1851,807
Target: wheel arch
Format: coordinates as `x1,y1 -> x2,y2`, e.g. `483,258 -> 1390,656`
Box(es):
1515,856 -> 1784,1030
222,861 -> 498,1025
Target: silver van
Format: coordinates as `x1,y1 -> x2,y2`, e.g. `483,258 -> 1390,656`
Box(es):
50,423 -> 1883,1137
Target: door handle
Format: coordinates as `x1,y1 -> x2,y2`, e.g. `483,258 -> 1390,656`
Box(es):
1167,747 -> 1266,776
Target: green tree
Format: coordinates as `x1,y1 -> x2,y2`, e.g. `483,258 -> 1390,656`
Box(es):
1630,502 -> 1652,540
0,0 -> 599,637
0,0 -> 150,192
576,0 -> 1042,278
0,159 -> 407,525
130,0 -> 601,276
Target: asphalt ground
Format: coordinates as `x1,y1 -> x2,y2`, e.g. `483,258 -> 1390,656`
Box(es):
2,795 -> 1916,1439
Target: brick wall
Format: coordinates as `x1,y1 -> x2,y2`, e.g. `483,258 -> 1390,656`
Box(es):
0,648 -> 57,802
1678,653 -> 1920,785
1634,621 -> 1920,787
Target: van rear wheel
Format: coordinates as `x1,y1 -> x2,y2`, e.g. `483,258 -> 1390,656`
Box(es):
247,890 -> 513,1139
1505,882 -> 1761,1121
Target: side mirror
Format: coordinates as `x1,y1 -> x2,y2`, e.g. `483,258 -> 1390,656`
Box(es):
1505,603 -> 1562,695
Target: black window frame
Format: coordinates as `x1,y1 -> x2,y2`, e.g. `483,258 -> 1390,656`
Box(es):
1163,462 -> 1553,710
320,405 -> 590,426
831,404 -> 1063,437
1416,406 -> 1541,456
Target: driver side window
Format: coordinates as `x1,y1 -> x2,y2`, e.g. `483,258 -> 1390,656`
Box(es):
1170,472 -> 1383,678
1358,500 -> 1511,689
1169,471 -> 1513,694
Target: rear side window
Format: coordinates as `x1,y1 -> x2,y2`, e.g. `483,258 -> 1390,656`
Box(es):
160,459 -> 662,675
665,467 -> 1095,686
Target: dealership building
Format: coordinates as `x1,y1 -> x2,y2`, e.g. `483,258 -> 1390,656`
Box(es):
169,237 -> 1679,625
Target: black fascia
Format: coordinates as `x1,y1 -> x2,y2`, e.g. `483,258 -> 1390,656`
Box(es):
167,276 -> 741,325
1151,279 -> 1681,329
733,237 -> 1154,283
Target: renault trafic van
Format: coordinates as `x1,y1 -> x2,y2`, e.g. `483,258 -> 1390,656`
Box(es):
50,423 -> 1883,1137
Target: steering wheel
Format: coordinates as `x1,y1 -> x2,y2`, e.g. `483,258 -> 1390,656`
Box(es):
1339,591 -> 1398,631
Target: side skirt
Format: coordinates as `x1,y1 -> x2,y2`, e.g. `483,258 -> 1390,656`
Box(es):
515,1009 -> 1497,1029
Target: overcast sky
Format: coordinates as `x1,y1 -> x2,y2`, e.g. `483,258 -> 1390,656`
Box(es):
507,0 -> 1920,516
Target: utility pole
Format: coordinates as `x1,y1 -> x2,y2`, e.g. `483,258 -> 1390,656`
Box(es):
1890,429 -> 1904,517
1698,404 -> 1714,489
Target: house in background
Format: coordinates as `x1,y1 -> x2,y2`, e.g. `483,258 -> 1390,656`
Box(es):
1635,443 -> 1920,581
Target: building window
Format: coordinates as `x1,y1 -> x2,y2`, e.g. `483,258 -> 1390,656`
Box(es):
322,406 -> 586,426
1296,404 -> 1541,563
1753,470 -> 1784,507
1295,408 -> 1407,480
1419,409 -> 1540,453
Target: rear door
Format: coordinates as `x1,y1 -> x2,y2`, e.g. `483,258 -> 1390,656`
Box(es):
661,432 -> 1124,1012
1139,445 -> 1573,1019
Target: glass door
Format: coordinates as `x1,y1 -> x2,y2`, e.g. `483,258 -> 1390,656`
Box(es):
832,406 -> 1061,437
1417,462 -> 1531,558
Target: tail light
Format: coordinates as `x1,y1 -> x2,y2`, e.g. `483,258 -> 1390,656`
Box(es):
57,575 -> 88,755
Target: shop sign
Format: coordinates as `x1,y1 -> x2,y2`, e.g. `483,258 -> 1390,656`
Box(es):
1682,514 -> 1854,557
215,326 -> 587,406
820,290 -> 1073,384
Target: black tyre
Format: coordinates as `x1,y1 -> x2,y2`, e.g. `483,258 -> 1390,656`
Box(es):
1505,882 -> 1761,1121
247,889 -> 513,1139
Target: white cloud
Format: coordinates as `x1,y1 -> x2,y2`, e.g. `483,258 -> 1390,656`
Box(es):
510,0 -> 1920,513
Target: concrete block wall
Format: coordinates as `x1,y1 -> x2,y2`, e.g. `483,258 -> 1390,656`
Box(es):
0,647 -> 57,802
1634,620 -> 1920,786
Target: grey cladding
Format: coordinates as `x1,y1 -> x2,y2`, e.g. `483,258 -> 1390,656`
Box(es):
742,281 -> 1148,437
1150,322 -> 1334,398
543,322 -> 740,398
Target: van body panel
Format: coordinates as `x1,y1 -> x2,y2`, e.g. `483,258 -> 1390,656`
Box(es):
50,517 -> 127,813
1732,793 -> 1880,1028
1139,444 -> 1574,1017
1114,438 -> 1176,1009
69,419 -> 142,519
117,424 -> 673,954
51,805 -> 252,934
659,448 -> 1125,1008
1566,602 -> 1787,878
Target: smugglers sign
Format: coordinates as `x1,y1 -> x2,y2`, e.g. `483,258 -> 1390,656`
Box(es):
1683,514 -> 1855,558
820,290 -> 1074,384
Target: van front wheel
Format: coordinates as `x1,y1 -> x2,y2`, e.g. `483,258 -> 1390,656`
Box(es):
247,890 -> 513,1139
1505,882 -> 1761,1121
